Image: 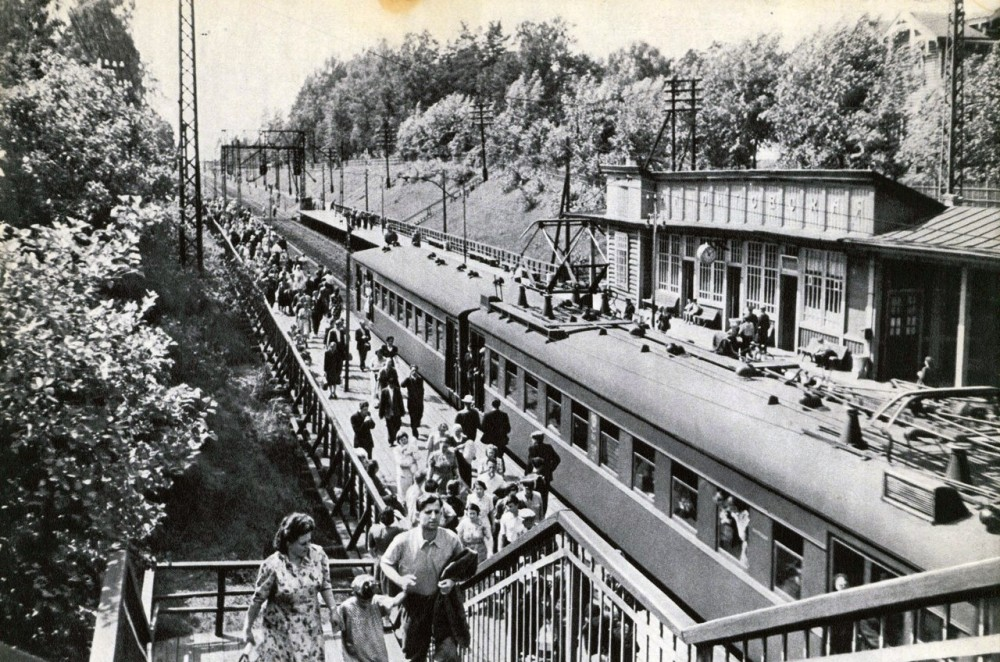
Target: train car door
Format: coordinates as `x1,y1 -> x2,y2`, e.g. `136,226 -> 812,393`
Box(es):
779,275 -> 797,351
883,289 -> 922,381
445,317 -> 460,400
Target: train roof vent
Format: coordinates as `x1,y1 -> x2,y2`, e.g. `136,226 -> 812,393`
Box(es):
883,468 -> 969,524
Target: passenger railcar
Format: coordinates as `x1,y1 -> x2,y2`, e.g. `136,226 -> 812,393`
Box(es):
353,244 -> 1000,646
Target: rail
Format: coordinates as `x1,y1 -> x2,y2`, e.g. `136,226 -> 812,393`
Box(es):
150,558 -> 375,643
461,510 -> 699,662
684,557 -> 1000,661
88,550 -> 150,662
329,201 -> 558,277
210,218 -> 388,552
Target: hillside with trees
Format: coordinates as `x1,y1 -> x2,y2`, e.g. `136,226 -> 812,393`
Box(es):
281,15 -> 999,214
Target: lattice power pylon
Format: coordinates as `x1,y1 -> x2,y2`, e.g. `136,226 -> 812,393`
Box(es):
178,0 -> 203,269
946,0 -> 966,198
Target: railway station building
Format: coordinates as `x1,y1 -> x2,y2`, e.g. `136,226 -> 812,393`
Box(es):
593,166 -> 1000,386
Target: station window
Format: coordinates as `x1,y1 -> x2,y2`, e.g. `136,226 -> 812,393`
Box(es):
598,418 -> 619,475
545,387 -> 562,431
631,439 -> 656,498
524,373 -> 539,418
405,302 -> 413,330
504,361 -> 518,400
772,523 -> 803,599
414,309 -> 423,338
671,464 -> 698,528
570,400 -> 589,451
716,491 -> 750,567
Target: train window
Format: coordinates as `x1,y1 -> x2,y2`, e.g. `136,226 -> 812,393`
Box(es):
830,539 -> 904,650
570,400 -> 589,451
545,387 -> 562,431
504,361 -> 518,400
405,302 -> 413,330
396,296 -> 404,323
414,309 -> 423,338
772,523 -> 803,599
598,418 -> 619,475
488,353 -> 499,389
631,440 -> 655,498
716,492 -> 750,566
388,292 -> 396,318
524,373 -> 539,418
434,319 -> 443,352
671,464 -> 698,528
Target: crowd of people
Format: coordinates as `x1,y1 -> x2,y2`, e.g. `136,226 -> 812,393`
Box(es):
216,201 -> 567,661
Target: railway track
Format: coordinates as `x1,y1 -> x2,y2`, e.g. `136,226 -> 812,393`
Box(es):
216,182 -> 350,282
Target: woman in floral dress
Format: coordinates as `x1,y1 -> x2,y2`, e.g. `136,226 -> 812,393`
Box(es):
244,513 -> 338,661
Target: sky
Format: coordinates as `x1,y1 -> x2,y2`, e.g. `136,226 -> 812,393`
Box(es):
129,0 -> 990,151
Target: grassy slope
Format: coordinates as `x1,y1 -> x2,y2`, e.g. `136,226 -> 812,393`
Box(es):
328,165 -> 566,261
141,223 -> 340,635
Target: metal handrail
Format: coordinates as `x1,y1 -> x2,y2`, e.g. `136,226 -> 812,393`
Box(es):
210,217 -> 387,544
329,201 -> 558,276
683,557 -> 1000,647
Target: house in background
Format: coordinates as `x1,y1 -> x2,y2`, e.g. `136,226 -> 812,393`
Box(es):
884,10 -> 997,85
587,166 -> 1000,387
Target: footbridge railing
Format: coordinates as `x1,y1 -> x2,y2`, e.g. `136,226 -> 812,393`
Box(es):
210,218 -> 387,551
461,510 -> 699,662
683,557 -> 1000,662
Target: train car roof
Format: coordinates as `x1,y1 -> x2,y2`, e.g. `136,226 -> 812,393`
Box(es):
470,307 -> 998,572
353,245 -> 493,316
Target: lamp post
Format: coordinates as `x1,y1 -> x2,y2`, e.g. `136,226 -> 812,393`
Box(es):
402,171 -> 449,234
462,185 -> 467,267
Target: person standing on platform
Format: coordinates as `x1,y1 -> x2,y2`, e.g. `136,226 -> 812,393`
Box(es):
324,336 -> 345,399
480,399 -> 511,458
380,495 -> 468,662
351,401 -> 376,459
401,365 -> 426,438
376,336 -> 399,363
395,432 -> 419,502
454,395 -> 480,444
755,308 -> 771,350
378,374 -> 406,447
527,431 -> 561,517
355,321 -> 372,371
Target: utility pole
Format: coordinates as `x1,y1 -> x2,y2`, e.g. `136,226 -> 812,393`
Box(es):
344,219 -> 352,391
462,185 -> 468,267
339,145 -> 345,209
320,157 -> 326,210
440,171 -> 448,234
471,101 -> 493,182
380,119 -> 393,188
380,178 -> 385,231
364,167 -> 369,212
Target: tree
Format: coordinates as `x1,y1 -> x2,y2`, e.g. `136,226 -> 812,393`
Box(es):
395,93 -> 477,162
0,0 -> 61,86
606,41 -> 671,81
964,49 -> 1000,183
769,17 -> 919,177
697,35 -> 785,169
0,52 -> 174,228
0,210 -> 214,659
